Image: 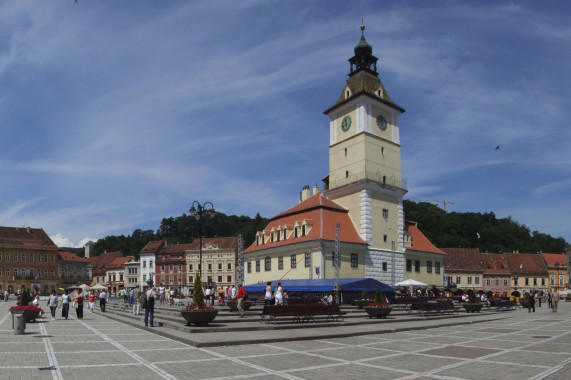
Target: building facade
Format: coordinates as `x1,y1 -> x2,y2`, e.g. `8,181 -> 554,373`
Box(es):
105,256 -> 132,294
402,221 -> 447,286
156,243 -> 190,293
186,237 -> 238,291
479,253 -> 511,296
58,249 -> 90,289
0,226 -> 59,295
124,258 -> 140,289
541,252 -> 568,290
505,253 -> 549,295
441,248 -> 484,291
139,240 -> 165,289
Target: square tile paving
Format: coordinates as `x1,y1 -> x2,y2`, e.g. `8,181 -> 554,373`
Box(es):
420,345 -> 501,359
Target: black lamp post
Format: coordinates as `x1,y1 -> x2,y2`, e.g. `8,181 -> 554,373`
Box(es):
189,201 -> 216,285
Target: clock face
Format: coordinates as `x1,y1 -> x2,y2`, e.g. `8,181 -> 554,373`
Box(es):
377,115 -> 387,131
341,115 -> 352,132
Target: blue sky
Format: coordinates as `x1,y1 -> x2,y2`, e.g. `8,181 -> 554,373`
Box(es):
0,1 -> 569,248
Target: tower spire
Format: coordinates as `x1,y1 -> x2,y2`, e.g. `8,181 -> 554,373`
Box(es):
349,22 -> 377,75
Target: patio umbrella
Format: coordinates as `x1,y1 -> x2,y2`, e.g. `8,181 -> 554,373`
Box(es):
394,279 -> 428,287
79,284 -> 91,290
66,285 -> 82,291
90,284 -> 107,290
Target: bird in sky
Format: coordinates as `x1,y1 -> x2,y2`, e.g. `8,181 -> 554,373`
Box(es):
495,145 -> 501,151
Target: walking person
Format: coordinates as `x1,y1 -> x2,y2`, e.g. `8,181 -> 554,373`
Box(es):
552,289 -> 560,312
47,290 -> 58,320
74,289 -> 84,319
205,286 -> 212,306
274,282 -> 284,305
236,284 -> 246,318
133,287 -> 141,315
99,289 -> 107,312
88,292 -> 95,312
61,290 -> 71,320
144,286 -> 156,327
264,282 -> 273,306
528,292 -> 535,313
547,291 -> 553,308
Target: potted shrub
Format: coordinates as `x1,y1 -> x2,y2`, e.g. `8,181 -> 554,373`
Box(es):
10,286 -> 43,322
354,290 -> 372,309
462,291 -> 483,313
364,288 -> 392,319
180,272 -> 218,326
519,292 -> 530,309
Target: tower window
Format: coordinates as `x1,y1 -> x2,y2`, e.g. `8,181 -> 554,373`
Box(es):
346,90 -> 350,98
382,209 -> 389,219
381,147 -> 384,155
345,171 -> 349,178
344,148 -> 347,156
383,234 -> 388,242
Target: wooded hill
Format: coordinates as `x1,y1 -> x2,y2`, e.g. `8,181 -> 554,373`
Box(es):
74,202 -> 568,258
403,200 -> 568,254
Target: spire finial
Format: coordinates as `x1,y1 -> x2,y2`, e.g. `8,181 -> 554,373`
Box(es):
361,19 -> 365,36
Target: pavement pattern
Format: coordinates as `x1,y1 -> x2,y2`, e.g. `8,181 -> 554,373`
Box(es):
1,300 -> 570,380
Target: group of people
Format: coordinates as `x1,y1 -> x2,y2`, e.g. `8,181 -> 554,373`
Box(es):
44,288 -> 87,320
263,282 -> 288,306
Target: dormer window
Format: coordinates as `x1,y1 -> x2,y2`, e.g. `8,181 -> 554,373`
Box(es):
294,227 -> 299,238
302,225 -> 306,236
346,90 -> 350,98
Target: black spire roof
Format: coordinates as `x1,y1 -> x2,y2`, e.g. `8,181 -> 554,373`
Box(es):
348,23 -> 378,76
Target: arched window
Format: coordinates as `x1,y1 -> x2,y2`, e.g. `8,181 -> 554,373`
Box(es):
264,257 -> 271,271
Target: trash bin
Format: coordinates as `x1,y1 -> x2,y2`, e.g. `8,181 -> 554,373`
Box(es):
14,312 -> 25,335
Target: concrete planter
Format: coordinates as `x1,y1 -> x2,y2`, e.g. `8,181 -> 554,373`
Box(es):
354,299 -> 372,309
462,303 -> 483,313
364,306 -> 392,319
181,309 -> 218,326
226,300 -> 253,312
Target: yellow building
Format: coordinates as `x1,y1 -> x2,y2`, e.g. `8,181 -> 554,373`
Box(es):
403,221 -> 447,286
243,24 -> 410,286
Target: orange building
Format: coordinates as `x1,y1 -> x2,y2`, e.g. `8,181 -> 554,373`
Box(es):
0,226 -> 59,295
542,252 -> 568,290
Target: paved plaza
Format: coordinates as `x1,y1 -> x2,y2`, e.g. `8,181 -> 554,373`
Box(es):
1,300 -> 570,380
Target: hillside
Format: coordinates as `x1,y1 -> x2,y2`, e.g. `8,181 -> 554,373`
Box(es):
403,200 -> 568,253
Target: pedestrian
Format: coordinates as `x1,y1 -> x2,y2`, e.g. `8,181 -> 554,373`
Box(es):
547,291 -> 552,308
205,286 -> 212,306
74,289 -> 84,319
61,290 -> 71,320
3,289 -> 8,302
552,289 -> 560,312
158,284 -> 166,306
99,289 -> 107,312
145,286 -> 156,327
133,287 -> 141,315
236,283 -> 246,318
264,281 -> 273,306
47,290 -> 58,320
88,292 -> 95,312
528,292 -> 535,313
283,289 -> 289,305
274,282 -> 283,305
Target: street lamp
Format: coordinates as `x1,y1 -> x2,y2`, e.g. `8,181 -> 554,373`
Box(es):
189,201 -> 216,285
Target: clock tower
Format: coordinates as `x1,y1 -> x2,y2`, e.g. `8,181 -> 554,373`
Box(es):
324,24 -> 407,285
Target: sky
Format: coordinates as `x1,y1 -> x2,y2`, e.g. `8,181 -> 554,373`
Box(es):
0,1 -> 569,248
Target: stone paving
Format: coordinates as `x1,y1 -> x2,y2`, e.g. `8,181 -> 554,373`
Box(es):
1,299 -> 570,379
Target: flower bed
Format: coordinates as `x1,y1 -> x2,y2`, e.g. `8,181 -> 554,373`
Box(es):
354,299 -> 373,309
9,305 -> 43,322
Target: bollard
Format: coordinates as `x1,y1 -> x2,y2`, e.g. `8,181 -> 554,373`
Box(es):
14,313 -> 25,335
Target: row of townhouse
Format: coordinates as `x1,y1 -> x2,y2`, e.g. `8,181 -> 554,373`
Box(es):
138,237 -> 238,294
441,248 -> 568,296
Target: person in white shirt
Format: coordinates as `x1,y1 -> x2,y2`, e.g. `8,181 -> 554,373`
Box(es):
205,287 -> 212,306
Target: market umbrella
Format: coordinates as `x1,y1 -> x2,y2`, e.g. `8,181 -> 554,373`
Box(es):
79,284 -> 91,290
90,284 -> 107,290
394,279 -> 428,287
66,285 -> 82,291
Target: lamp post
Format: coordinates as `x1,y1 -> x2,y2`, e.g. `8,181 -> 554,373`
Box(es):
188,201 -> 216,285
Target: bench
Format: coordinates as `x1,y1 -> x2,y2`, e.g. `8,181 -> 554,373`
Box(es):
410,302 -> 457,316
260,304 -> 346,324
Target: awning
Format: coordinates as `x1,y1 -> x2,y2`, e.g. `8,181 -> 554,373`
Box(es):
243,278 -> 395,294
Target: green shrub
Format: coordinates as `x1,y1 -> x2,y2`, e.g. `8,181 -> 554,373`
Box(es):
361,290 -> 369,300
374,288 -> 384,303
192,272 -> 205,306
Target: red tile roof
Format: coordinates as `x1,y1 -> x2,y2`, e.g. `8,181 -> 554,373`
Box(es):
188,237 -> 238,250
0,226 -> 57,248
405,221 -> 447,256
541,253 -> 567,268
107,255 -> 132,269
58,249 -> 89,262
244,192 -> 367,254
504,253 -> 548,276
140,240 -> 166,254
89,251 -> 123,274
479,253 -> 510,275
160,243 -> 192,255
441,248 -> 483,272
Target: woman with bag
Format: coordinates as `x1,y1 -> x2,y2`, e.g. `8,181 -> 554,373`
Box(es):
61,290 -> 71,320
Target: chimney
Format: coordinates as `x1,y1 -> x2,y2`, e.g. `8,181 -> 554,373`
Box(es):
300,185 -> 311,202
312,184 -> 319,196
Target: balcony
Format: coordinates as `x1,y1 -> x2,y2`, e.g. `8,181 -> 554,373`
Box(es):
329,171 -> 407,191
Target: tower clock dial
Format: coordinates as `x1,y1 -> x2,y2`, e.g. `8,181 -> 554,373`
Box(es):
376,115 -> 387,131
341,115 -> 352,132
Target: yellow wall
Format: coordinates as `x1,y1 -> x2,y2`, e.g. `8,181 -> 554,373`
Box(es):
403,251 -> 445,286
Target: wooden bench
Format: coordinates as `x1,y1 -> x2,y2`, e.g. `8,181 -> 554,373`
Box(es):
410,302 -> 457,316
260,304 -> 346,324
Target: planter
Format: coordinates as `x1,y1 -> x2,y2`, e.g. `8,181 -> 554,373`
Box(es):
354,299 -> 372,309
364,306 -> 392,319
462,303 -> 483,313
181,309 -> 218,326
226,300 -> 253,312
